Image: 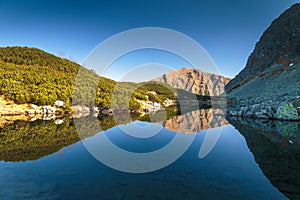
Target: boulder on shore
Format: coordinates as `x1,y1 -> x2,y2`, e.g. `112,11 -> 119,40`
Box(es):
100,108 -> 113,116
275,102 -> 299,121
228,101 -> 300,121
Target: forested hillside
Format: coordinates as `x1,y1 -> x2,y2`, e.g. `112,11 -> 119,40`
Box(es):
0,46 -> 100,105
0,46 -> 196,110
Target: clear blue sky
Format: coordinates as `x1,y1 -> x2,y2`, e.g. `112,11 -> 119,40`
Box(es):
0,0 -> 299,81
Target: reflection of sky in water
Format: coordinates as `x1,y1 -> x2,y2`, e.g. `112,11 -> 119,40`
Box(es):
105,123 -> 177,153
0,124 -> 286,200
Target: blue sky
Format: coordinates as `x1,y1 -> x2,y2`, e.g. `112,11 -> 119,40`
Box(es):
0,0 -> 299,81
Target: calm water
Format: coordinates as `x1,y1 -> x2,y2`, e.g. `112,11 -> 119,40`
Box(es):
0,109 -> 299,199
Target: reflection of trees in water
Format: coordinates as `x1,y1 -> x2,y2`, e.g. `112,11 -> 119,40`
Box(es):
0,118 -> 100,162
227,117 -> 300,200
0,106 -> 226,162
0,119 -> 78,162
96,106 -> 228,134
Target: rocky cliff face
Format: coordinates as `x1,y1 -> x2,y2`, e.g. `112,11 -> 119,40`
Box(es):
226,3 -> 300,93
152,68 -> 231,96
226,3 -> 300,120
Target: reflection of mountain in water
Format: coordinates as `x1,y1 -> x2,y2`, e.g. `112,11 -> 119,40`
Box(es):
160,109 -> 228,134
227,117 -> 300,200
0,109 -> 227,162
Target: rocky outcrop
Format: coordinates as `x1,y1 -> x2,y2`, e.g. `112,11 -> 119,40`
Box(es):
226,3 -> 300,120
152,68 -> 231,96
226,3 -> 300,92
228,102 -> 300,121
275,102 -> 299,120
99,107 -> 113,116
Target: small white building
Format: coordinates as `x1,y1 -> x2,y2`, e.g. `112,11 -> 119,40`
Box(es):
54,119 -> 64,125
54,100 -> 64,107
93,107 -> 100,112
42,106 -> 56,114
164,99 -> 177,107
82,106 -> 90,113
153,102 -> 161,107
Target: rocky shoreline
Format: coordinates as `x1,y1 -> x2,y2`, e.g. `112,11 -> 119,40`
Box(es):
227,98 -> 300,121
225,61 -> 300,122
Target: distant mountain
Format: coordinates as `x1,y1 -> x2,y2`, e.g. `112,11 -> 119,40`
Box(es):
225,3 -> 300,121
152,68 -> 231,96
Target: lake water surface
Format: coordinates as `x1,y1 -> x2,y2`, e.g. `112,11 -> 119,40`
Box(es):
0,109 -> 299,199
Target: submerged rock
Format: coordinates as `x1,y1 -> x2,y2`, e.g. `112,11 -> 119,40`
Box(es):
254,110 -> 269,119
276,121 -> 298,136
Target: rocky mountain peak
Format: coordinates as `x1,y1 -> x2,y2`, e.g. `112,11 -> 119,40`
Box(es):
152,68 -> 231,96
226,3 -> 300,92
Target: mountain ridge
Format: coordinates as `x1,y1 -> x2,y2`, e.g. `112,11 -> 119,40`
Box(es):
152,67 -> 231,96
226,3 -> 300,121
226,3 -> 300,92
